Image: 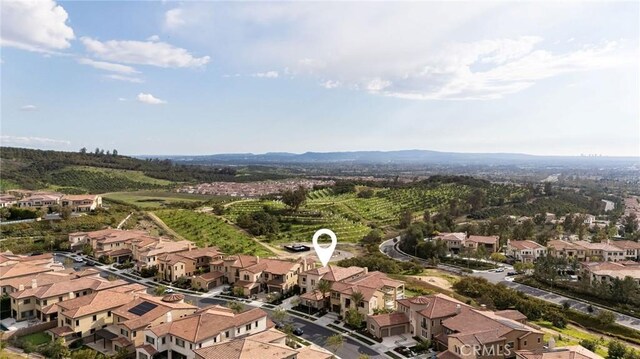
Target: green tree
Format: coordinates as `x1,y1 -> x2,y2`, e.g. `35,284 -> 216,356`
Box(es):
112,346 -> 130,359
350,291 -> 364,310
624,349 -> 640,359
596,310 -> 616,326
326,334 -> 344,353
579,338 -> 599,352
59,206 -> 72,220
227,300 -> 244,314
608,340 -> 627,359
490,253 -> 506,263
316,279 -> 332,309
399,209 -> 413,229
40,338 -> 69,359
154,285 -> 167,296
272,307 -> 288,324
281,185 -> 308,211
344,308 -> 364,329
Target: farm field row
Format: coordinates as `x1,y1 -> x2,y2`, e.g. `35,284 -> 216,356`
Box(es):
48,166 -> 173,193
154,209 -> 273,257
104,190 -> 225,208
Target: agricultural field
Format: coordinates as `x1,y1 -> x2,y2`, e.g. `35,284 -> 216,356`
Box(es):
48,166 -> 173,193
104,190 -> 224,208
155,209 -> 273,257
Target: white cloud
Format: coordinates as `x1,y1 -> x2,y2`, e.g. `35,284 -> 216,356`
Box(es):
175,2 -> 631,100
147,35 -> 160,42
0,0 -> 74,52
252,71 -> 279,78
164,8 -> 186,30
321,80 -> 341,89
137,93 -> 166,105
81,37 -> 210,68
118,97 -> 127,101
0,135 -> 71,147
106,74 -> 144,83
77,58 -> 139,74
20,105 -> 37,111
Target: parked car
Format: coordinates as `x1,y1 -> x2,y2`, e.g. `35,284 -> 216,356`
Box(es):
73,257 -> 85,263
506,271 -> 517,276
293,327 -> 304,336
274,322 -> 284,330
495,267 -> 505,273
85,261 -> 96,267
165,288 -> 175,293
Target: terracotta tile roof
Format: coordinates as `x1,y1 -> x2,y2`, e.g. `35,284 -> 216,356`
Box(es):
137,344 -> 158,356
300,290 -> 326,302
48,326 -> 75,337
434,232 -> 467,242
194,337 -> 297,359
0,262 -> 53,280
1,271 -> 76,290
245,328 -> 286,343
149,305 -> 268,343
467,235 -> 499,245
295,346 -> 333,359
495,309 -> 527,322
320,265 -> 365,282
369,312 -> 409,327
611,240 -> 640,250
177,247 -> 223,259
412,294 -> 469,319
112,294 -> 197,330
10,276 -> 130,299
331,271 -> 403,301
197,271 -> 224,281
509,240 -> 545,250
226,255 -> 259,268
56,290 -> 134,318
516,346 -> 601,359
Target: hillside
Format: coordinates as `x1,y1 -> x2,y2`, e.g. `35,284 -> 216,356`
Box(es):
0,147 -> 247,193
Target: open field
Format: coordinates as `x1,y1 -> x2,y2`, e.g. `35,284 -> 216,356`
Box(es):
48,166 -> 173,193
104,190 -> 225,208
155,209 -> 273,257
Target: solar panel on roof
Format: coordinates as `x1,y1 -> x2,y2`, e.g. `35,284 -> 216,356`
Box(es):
128,301 -> 158,316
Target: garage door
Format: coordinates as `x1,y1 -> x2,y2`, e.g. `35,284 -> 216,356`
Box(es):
381,329 -> 389,337
390,325 -> 406,336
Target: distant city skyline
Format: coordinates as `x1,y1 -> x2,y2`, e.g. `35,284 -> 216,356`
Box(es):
1,1 -> 638,156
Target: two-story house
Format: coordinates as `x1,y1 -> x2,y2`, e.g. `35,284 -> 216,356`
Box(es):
506,240 -> 547,263
298,265 -> 366,310
136,305 -> 269,359
330,271 -> 404,317
60,194 -> 102,212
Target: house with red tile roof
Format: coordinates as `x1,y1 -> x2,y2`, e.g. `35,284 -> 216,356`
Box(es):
329,271 -> 404,317
136,305 -> 269,359
506,240 -> 547,263
298,265 -> 367,310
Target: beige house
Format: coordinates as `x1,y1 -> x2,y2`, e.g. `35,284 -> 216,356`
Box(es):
506,240 -> 547,263
436,308 -> 544,359
393,294 -> 469,340
136,305 -> 269,359
547,240 -> 587,261
193,328 -> 333,359
367,312 -> 411,338
330,271 -> 404,317
9,275 -> 137,322
433,233 -> 467,254
573,241 -> 625,262
581,261 -> 640,285
217,255 -> 314,296
157,247 -> 223,282
0,253 -> 62,294
298,265 -> 367,309
17,192 -> 63,210
464,235 -> 500,253
61,194 -> 102,212
48,288 -> 146,343
612,240 -> 640,260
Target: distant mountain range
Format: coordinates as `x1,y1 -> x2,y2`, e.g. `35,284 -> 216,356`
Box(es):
141,150 -> 639,167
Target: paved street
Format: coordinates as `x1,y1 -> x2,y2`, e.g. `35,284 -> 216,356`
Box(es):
379,238 -> 640,332
53,252 -> 387,359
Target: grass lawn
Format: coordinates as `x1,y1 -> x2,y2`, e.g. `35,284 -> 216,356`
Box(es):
537,321 -> 609,357
20,332 -> 51,346
105,190 -> 224,208
0,350 -> 26,359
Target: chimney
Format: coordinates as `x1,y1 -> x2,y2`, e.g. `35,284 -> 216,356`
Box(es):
455,304 -> 461,314
18,284 -> 24,291
31,279 -> 37,289
166,312 -> 172,323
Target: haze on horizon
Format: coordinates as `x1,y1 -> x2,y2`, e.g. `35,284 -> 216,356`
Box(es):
1,1 -> 638,157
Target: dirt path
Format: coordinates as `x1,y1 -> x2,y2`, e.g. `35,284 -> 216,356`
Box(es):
146,211 -> 190,242
408,275 -> 454,291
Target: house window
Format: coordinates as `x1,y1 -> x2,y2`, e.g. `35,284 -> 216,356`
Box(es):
237,328 -> 240,334
121,329 -> 128,337
162,337 -> 166,344
23,299 -> 30,304
246,324 -> 251,331
65,318 -> 71,325
146,336 -> 155,345
133,331 -> 136,337
42,300 -> 47,306
538,338 -> 541,343
75,320 -> 79,326
90,329 -> 95,334
35,299 -> 40,305
225,331 -> 230,338
175,338 -> 185,348
93,315 -> 97,321
524,340 -> 527,346
255,321 -> 258,327
59,297 -> 63,302
107,311 -> 111,317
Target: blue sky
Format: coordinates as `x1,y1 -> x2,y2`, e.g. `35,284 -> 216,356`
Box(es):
1,1 -> 638,156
